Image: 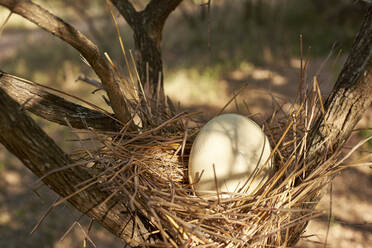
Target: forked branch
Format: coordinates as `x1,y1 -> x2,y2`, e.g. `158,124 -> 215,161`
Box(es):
108,0 -> 139,27
109,0 -> 183,104
110,0 -> 183,30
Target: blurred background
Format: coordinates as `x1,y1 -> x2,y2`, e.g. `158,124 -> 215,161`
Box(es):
0,0 -> 371,247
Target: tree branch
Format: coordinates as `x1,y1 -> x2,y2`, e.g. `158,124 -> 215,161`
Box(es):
0,0 -> 131,123
109,0 -> 139,27
309,5 -> 372,157
110,0 -> 183,29
110,0 -> 183,104
288,7 -> 372,246
0,86 -> 144,246
143,0 -> 184,29
0,72 -> 119,131
110,0 -> 183,45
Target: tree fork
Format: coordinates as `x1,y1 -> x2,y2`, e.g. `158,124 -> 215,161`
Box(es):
110,0 -> 183,106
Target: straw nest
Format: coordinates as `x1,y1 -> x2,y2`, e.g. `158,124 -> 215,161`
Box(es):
66,72 -> 362,248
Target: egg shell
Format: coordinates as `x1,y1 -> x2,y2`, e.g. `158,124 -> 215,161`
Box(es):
188,113 -> 273,198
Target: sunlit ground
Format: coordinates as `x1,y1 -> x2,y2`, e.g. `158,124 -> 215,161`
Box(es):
0,1 -> 371,247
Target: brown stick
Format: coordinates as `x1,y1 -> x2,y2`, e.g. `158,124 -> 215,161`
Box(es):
0,72 -> 118,131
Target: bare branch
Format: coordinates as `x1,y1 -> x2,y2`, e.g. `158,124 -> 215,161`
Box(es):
110,0 -> 183,35
0,0 -> 131,123
109,0 -> 139,27
109,0 -> 183,104
0,72 -> 118,131
77,75 -> 103,90
309,6 -> 372,156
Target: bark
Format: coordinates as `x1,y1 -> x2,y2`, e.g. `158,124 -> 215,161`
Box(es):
0,85 -> 150,246
0,72 -> 119,131
287,6 -> 372,246
307,5 -> 372,169
110,0 -> 183,105
0,0 -> 131,123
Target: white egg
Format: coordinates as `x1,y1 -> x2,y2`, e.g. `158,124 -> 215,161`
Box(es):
188,113 -> 273,198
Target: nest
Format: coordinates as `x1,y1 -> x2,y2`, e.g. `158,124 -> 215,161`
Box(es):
65,71 -> 362,248
62,25 -> 363,245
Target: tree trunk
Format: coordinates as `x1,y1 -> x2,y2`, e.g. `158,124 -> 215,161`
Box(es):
307,5 -> 372,171
110,0 -> 183,107
287,5 -> 372,246
0,84 -> 153,246
132,21 -> 164,105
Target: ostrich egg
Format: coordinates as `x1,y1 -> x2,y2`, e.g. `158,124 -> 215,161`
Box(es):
188,113 -> 273,198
